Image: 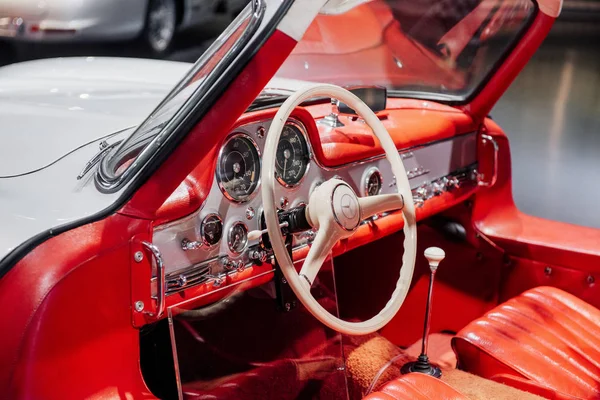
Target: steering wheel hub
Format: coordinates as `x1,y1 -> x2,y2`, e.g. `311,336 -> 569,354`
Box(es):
331,183 -> 361,231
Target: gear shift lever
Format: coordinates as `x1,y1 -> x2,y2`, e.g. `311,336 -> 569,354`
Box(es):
401,247 -> 445,378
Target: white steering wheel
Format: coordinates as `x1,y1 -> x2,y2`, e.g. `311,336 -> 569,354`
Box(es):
261,84 -> 417,335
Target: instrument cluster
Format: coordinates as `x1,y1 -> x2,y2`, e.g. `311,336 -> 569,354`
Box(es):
153,116 -> 478,296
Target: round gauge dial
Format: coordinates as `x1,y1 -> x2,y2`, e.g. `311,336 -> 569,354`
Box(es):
228,222 -> 248,254
275,122 -> 310,187
200,214 -> 223,247
365,169 -> 383,196
217,134 -> 261,202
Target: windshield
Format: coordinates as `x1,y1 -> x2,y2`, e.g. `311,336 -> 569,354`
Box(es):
276,0 -> 535,100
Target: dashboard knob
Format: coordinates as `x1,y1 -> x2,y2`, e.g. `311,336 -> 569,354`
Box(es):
413,196 -> 425,208
413,186 -> 428,208
416,186 -> 428,198
236,260 -> 246,272
181,238 -> 202,251
432,180 -> 445,196
249,249 -> 268,264
221,257 -> 236,271
446,176 -> 460,190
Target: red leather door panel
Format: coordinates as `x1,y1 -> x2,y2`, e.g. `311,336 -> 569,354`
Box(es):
473,119 -> 600,308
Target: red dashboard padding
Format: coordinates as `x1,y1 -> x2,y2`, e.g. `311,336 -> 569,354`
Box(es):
314,108 -> 474,168
453,286 -> 600,399
363,373 -> 468,400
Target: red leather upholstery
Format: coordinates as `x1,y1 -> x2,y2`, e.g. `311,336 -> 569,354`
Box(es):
363,374 -> 468,400
454,286 -> 600,399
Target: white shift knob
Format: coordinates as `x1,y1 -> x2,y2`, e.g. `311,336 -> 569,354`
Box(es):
424,247 -> 445,270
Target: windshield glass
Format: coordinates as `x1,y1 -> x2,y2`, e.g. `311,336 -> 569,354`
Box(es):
276,0 -> 535,100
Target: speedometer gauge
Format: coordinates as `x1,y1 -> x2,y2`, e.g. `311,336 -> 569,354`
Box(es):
217,134 -> 261,202
275,122 -> 310,187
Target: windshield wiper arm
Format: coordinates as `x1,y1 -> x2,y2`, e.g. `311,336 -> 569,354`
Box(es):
77,140 -> 122,180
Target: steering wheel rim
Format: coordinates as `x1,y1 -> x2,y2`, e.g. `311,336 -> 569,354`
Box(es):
261,84 -> 417,335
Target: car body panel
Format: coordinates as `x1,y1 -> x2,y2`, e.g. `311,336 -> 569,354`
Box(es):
0,57 -> 190,177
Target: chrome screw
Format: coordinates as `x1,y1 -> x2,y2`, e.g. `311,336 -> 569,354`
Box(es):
544,266 -> 552,276
246,207 -> 255,220
134,301 -> 144,312
134,251 -> 144,263
257,126 -> 266,138
587,275 -> 595,285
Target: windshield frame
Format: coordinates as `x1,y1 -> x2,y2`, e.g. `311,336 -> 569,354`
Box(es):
96,0 -> 267,193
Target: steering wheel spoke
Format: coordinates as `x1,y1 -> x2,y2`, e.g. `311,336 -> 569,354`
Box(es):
358,193 -> 404,220
299,221 -> 341,287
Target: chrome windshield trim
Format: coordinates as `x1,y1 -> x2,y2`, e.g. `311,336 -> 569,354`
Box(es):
96,0 -> 266,192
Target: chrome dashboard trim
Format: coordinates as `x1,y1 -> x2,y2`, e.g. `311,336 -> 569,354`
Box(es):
153,125 -> 478,282
171,269 -> 275,309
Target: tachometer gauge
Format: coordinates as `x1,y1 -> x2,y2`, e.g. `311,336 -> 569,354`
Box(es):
200,214 -> 223,247
364,168 -> 383,196
228,222 -> 248,254
217,134 -> 261,202
275,122 -> 310,187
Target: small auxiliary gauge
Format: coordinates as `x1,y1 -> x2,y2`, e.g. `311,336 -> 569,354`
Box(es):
363,168 -> 383,196
228,222 -> 248,254
200,214 -> 223,247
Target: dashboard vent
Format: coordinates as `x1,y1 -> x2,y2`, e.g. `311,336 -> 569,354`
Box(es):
166,265 -> 211,294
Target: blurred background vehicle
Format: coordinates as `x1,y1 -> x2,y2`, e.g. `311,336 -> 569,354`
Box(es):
0,0 -> 248,59
0,0 -> 598,228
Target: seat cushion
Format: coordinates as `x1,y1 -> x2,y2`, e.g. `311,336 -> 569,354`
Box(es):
453,286 -> 600,399
363,373 -> 468,399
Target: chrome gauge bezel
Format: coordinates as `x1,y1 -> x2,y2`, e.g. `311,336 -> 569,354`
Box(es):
216,132 -> 262,203
227,221 -> 249,254
363,167 -> 383,196
275,119 -> 313,189
200,213 -> 223,248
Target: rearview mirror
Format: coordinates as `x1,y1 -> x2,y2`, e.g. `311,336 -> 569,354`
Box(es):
338,86 -> 387,115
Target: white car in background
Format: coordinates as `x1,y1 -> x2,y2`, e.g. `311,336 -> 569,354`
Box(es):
0,0 -> 248,56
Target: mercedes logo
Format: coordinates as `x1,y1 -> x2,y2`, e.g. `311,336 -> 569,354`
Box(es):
341,194 -> 357,219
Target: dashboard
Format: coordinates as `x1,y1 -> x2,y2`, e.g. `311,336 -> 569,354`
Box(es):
153,105 -> 479,300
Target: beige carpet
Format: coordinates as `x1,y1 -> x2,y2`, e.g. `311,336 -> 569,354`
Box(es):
344,333 -> 544,400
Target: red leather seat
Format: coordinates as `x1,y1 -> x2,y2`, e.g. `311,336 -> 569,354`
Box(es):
454,286 -> 600,399
363,373 -> 468,399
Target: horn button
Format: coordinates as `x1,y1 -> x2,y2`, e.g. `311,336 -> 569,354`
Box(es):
331,184 -> 361,231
